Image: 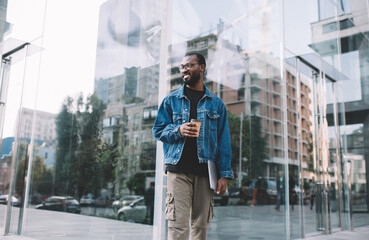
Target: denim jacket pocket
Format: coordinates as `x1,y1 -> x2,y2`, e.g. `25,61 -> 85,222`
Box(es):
206,111 -> 219,131
165,192 -> 175,221
205,111 -> 219,158
172,113 -> 183,126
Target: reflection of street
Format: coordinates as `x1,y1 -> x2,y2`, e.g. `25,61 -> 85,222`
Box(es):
80,206 -> 116,219
0,205 -> 153,240
1,204 -> 368,239
208,204 -> 368,240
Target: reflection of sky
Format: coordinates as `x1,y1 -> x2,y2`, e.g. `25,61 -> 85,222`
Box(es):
329,123 -> 362,138
95,0 -> 162,79
284,0 -> 318,55
171,0 -> 283,90
172,0 -> 282,54
4,0 -> 106,138
284,0 -> 361,104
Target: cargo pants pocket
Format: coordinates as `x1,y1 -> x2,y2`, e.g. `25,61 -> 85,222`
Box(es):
165,192 -> 175,221
207,198 -> 214,223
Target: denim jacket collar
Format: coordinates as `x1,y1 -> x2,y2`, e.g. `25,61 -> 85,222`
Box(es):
175,84 -> 213,99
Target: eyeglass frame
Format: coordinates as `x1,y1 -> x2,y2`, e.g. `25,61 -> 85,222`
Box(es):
179,62 -> 200,71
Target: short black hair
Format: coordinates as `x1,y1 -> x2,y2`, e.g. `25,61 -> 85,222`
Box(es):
185,51 -> 206,68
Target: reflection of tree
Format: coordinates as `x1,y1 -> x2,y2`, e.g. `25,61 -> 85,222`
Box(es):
15,142 -> 28,197
306,133 -> 314,172
126,172 -> 145,195
75,95 -> 106,198
228,112 -> 268,179
54,97 -> 79,196
14,142 -> 53,200
139,141 -> 156,171
54,94 -> 112,198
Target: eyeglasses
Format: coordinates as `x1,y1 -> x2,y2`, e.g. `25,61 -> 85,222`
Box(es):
179,62 -> 198,71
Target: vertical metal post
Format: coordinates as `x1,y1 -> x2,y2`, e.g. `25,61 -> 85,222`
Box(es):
4,43 -> 30,235
296,58 -> 305,238
153,0 -> 171,239
280,0 -> 290,237
238,112 -> 244,188
0,58 -> 11,152
332,82 -> 344,230
0,58 -> 12,236
311,70 -> 321,232
316,71 -> 331,234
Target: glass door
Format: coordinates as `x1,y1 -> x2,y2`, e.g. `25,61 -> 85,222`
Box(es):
296,55 -> 343,237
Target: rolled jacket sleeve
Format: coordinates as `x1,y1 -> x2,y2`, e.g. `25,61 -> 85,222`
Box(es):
153,97 -> 183,144
216,104 -> 234,179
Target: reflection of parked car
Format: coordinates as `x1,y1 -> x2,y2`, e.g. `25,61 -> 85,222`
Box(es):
31,193 -> 44,204
80,194 -> 95,206
95,196 -> 110,207
112,195 -> 143,211
36,196 -> 81,214
117,198 -> 147,223
0,195 -> 20,207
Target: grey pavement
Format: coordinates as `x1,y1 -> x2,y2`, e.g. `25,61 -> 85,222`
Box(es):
298,226 -> 369,240
2,226 -> 369,240
1,204 -> 368,240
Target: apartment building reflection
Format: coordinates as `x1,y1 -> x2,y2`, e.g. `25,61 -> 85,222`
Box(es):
169,32 -> 313,181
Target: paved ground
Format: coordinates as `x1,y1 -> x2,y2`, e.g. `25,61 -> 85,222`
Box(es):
298,226 -> 369,239
0,204 -> 368,240
2,226 -> 369,240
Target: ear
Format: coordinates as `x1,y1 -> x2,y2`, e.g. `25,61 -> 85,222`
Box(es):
199,64 -> 206,73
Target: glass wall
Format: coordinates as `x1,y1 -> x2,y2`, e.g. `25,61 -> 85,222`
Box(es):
2,0 -> 161,239
167,0 -> 288,239
0,0 -> 368,239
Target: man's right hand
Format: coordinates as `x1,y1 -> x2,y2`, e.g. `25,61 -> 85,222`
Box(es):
179,123 -> 199,137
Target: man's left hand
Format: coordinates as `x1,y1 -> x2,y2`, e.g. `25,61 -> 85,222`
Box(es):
216,178 -> 228,195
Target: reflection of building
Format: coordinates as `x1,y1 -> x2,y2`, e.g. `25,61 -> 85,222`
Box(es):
0,107 -> 57,195
18,108 -> 57,145
310,0 -> 369,211
168,33 -> 313,178
94,0 -> 161,195
0,0 -> 10,42
18,108 -> 56,166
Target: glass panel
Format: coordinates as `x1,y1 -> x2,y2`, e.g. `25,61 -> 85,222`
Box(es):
3,0 -> 162,239
326,80 -> 342,231
1,0 -> 368,239
169,0 -> 285,239
334,0 -> 369,229
283,0 -> 369,236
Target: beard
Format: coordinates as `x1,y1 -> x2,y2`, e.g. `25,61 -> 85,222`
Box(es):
183,72 -> 200,86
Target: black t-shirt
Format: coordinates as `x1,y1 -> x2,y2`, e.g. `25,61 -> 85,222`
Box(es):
166,85 -> 208,176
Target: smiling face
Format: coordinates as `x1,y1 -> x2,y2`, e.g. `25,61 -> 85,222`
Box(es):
180,55 -> 205,87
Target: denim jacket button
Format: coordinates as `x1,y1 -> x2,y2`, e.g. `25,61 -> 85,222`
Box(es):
185,109 -> 188,111
177,149 -> 180,152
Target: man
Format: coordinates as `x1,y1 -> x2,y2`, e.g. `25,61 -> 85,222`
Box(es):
275,171 -> 284,211
289,174 -> 295,211
144,182 -> 155,224
153,52 -> 233,240
309,177 -> 316,210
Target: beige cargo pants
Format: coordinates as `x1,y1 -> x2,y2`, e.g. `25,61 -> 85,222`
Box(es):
166,172 -> 214,240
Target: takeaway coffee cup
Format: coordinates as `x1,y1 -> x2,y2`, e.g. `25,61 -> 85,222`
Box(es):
190,119 -> 201,137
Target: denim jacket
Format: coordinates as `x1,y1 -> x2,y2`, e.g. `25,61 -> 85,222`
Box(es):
152,85 -> 234,179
